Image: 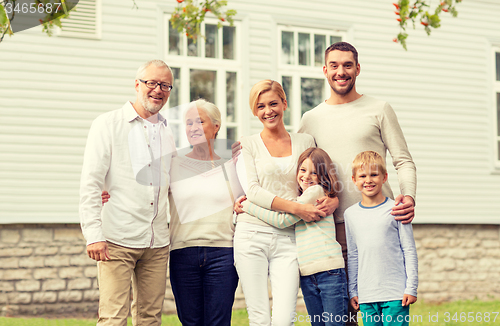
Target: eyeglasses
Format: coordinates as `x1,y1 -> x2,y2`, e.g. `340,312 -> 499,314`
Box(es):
139,79 -> 173,92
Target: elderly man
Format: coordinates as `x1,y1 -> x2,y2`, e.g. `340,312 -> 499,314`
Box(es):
79,60 -> 176,326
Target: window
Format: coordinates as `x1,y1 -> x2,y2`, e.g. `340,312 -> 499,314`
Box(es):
165,17 -> 240,148
494,49 -> 500,167
279,26 -> 343,131
59,0 -> 101,39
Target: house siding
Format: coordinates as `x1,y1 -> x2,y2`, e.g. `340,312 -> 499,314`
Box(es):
2,0 -> 497,224
0,0 -> 171,223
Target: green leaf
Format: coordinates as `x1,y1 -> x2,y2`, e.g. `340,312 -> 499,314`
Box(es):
0,5 -> 9,27
52,17 -> 62,28
398,32 -> 408,51
428,13 -> 441,27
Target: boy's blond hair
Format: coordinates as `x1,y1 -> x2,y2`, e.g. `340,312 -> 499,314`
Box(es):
352,151 -> 387,177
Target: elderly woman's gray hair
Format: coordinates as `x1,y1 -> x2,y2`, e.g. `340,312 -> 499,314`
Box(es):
186,99 -> 222,138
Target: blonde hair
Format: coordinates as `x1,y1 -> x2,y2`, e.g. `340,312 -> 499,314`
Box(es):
351,151 -> 387,177
249,80 -> 287,116
297,148 -> 339,198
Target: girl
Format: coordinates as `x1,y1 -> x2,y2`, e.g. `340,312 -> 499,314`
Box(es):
237,147 -> 348,326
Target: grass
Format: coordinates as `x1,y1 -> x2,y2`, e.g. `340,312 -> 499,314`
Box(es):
397,299 -> 500,326
1,300 -> 499,325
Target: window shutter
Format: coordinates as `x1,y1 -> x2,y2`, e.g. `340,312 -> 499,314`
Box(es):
60,0 -> 101,39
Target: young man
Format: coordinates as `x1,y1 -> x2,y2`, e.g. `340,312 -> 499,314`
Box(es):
80,60 -> 176,325
298,42 -> 417,325
345,151 -> 418,326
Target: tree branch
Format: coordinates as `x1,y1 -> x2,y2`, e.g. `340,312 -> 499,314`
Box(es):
0,1 -> 14,43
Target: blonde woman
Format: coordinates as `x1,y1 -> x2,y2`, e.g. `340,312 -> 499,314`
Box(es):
234,80 -> 337,326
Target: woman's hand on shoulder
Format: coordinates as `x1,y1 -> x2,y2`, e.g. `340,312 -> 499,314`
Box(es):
293,202 -> 325,222
316,196 -> 339,216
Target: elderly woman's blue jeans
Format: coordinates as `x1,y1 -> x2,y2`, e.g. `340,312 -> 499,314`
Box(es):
169,246 -> 239,326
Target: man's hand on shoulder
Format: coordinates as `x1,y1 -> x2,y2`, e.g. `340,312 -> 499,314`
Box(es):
392,195 -> 415,224
87,241 -> 110,261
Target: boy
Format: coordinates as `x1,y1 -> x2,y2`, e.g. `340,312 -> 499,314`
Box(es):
344,151 -> 418,326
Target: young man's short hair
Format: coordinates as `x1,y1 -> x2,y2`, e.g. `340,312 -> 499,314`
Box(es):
324,41 -> 359,66
352,151 -> 387,177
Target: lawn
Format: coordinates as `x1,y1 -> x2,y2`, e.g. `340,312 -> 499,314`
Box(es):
1,300 -> 499,325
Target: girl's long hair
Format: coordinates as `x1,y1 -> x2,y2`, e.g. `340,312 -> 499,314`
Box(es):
296,147 -> 339,198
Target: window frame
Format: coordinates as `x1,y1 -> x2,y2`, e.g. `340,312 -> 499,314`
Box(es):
493,46 -> 500,170
278,25 -> 345,132
163,16 -> 242,148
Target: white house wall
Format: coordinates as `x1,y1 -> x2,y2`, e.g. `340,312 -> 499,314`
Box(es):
0,0 -> 499,224
0,0 -> 173,223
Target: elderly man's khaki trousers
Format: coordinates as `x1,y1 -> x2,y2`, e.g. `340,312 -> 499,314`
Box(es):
97,241 -> 169,326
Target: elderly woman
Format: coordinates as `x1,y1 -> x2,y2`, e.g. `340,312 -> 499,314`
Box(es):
168,99 -> 241,326
102,99 -> 241,326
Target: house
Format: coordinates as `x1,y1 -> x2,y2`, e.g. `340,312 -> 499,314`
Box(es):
0,0 -> 499,316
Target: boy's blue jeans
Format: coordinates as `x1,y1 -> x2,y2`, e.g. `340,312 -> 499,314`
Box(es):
360,300 -> 410,326
300,268 -> 349,326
